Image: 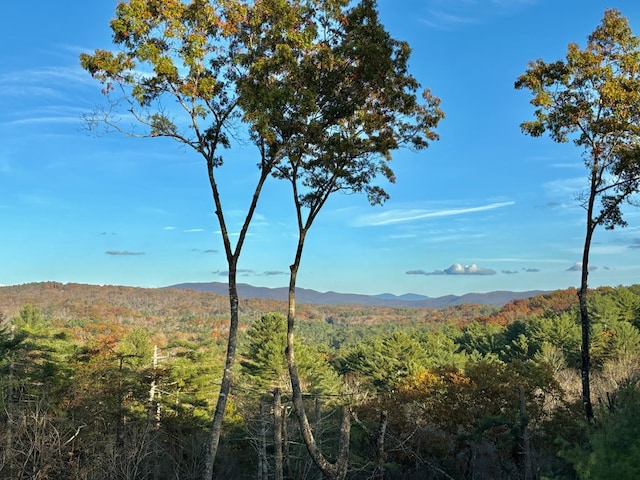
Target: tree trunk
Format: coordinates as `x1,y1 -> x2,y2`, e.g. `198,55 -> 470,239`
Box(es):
283,402 -> 291,476
259,401 -> 269,480
203,274 -> 240,479
375,410 -> 388,479
201,141 -> 273,479
274,388 -> 284,480
285,234 -> 351,480
579,176 -> 597,421
578,280 -> 594,420
518,386 -> 533,480
335,406 -> 352,480
315,396 -> 323,480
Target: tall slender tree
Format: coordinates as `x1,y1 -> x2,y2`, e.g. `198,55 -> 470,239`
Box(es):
515,8 -> 640,419
237,0 -> 443,477
79,1 -> 281,476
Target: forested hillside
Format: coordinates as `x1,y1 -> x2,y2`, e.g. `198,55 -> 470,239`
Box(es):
2,282 -> 640,479
0,282 -> 498,332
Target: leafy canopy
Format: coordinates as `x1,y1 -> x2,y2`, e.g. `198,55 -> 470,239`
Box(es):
236,0 -> 444,213
79,0 -> 246,161
515,8 -> 640,229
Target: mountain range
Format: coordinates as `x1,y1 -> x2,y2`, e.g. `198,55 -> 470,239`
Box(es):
167,282 -> 548,308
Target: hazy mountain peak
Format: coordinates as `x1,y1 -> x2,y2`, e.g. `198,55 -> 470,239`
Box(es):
167,282 -> 546,308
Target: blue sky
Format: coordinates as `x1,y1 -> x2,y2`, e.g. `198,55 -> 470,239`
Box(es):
2,0 -> 640,297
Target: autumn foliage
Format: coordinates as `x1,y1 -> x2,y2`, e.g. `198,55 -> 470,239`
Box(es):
2,282 -> 640,478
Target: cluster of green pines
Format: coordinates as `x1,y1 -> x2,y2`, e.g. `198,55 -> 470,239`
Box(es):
1,285 -> 640,479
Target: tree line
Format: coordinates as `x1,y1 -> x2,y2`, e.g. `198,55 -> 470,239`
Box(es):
2,284 -> 640,479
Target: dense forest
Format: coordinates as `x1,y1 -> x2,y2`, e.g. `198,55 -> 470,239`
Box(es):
1,282 -> 640,479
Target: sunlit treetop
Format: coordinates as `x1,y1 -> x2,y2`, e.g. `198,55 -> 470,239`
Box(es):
235,0 -> 444,209
79,0 -> 250,156
516,8 -> 640,229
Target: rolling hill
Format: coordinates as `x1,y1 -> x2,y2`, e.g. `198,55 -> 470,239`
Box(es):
167,282 -> 548,308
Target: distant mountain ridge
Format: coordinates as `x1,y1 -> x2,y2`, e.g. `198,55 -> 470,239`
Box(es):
167,282 -> 548,308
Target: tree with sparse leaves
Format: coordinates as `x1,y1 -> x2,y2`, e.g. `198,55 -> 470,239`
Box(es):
516,8 -> 640,420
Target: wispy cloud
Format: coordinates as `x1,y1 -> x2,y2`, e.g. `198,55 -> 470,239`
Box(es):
2,108 -> 101,139
543,177 -> 584,198
106,250 -> 145,256
421,10 -> 478,30
5,114 -> 83,126
388,233 -> 419,240
354,201 -> 514,227
420,0 -> 538,30
550,162 -> 584,169
184,228 -> 205,233
0,66 -> 93,98
407,263 -> 497,276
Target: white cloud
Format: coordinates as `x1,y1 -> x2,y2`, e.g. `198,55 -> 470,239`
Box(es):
446,263 -> 496,275
566,262 -> 597,272
407,263 -> 497,276
354,201 -> 514,227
